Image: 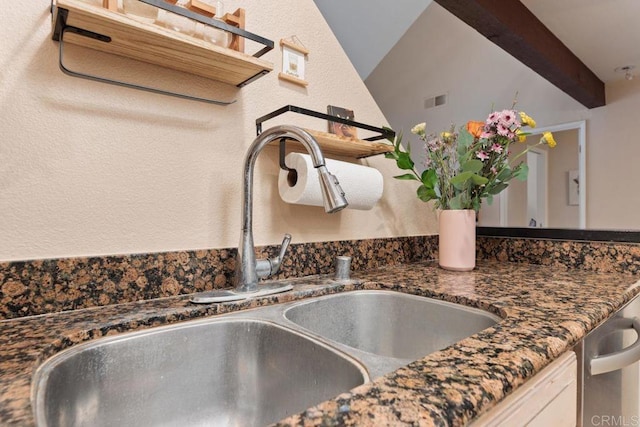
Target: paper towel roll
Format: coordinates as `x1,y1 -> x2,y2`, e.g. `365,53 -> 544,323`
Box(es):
278,153 -> 383,210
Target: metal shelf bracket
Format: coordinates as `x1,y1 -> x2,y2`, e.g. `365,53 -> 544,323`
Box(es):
255,105 -> 395,141
56,23 -> 237,106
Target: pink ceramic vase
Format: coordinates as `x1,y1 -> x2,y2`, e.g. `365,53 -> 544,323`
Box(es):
438,209 -> 476,271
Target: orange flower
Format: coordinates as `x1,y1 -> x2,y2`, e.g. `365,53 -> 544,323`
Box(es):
466,121 -> 484,138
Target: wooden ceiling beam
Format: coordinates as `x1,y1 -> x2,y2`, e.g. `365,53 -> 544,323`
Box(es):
434,0 -> 605,108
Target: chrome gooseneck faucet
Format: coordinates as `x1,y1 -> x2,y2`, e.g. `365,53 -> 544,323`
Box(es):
236,125 -> 348,293
191,125 -> 347,304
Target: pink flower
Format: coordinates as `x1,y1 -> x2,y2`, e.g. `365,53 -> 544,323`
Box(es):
486,112 -> 499,125
476,151 -> 489,161
490,167 -> 497,175
480,131 -> 493,139
426,138 -> 440,151
497,123 -> 511,136
423,145 -> 433,168
499,109 -> 518,127
491,143 -> 503,153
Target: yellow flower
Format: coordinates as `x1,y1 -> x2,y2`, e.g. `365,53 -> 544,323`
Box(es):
411,122 -> 427,137
516,129 -> 527,143
519,111 -> 536,128
542,131 -> 557,148
440,131 -> 452,139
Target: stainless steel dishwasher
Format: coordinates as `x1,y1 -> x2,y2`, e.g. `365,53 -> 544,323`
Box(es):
576,293 -> 640,427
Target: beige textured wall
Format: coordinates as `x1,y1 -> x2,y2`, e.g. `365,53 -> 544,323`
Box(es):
0,0 -> 436,262
366,2 -> 640,232
505,144 -> 528,228
588,79 -> 640,230
546,130 -> 579,228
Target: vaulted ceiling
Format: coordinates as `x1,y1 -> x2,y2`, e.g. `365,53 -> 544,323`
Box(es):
315,0 -> 640,109
434,0 -> 604,108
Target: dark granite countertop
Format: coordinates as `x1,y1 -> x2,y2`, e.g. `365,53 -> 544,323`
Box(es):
1,260 -> 639,426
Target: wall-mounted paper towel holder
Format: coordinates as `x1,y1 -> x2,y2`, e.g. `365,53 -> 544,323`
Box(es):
278,138 -> 299,187
278,138 -> 293,172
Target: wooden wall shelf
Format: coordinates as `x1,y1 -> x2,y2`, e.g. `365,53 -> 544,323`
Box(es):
52,0 -> 273,88
281,129 -> 393,159
256,105 -> 395,159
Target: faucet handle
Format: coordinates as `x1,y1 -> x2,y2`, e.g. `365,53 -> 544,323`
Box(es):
269,233 -> 291,276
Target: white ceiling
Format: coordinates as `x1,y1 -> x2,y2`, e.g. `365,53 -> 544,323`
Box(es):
316,0 -> 640,83
521,0 -> 640,83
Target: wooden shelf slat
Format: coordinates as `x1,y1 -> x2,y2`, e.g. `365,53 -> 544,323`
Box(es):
275,129 -> 393,159
54,0 -> 273,87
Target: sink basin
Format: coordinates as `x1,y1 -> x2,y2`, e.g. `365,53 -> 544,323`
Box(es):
33,289 -> 501,426
284,290 -> 500,360
33,319 -> 367,427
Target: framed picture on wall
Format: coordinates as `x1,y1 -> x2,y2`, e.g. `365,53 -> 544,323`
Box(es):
327,105 -> 358,138
278,38 -> 309,87
568,169 -> 579,205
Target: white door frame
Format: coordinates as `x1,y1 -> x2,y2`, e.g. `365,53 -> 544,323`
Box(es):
500,120 -> 586,229
530,120 -> 586,229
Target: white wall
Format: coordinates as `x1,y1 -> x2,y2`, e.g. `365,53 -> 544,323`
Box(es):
0,0 -> 437,262
366,2 -> 640,231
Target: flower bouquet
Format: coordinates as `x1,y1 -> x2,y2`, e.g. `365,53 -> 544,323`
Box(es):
385,108 -> 557,212
385,105 -> 556,271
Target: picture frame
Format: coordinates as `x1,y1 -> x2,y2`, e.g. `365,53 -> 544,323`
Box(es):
278,38 -> 309,87
327,105 -> 358,138
569,169 -> 579,206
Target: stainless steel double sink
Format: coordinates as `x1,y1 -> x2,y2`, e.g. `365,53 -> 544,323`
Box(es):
33,290 -> 501,427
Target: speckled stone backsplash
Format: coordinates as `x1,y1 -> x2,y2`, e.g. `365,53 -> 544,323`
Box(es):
477,236 -> 640,274
3,235 -> 640,320
0,236 -> 437,320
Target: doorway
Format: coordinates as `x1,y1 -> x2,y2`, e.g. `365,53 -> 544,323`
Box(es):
526,149 -> 548,228
478,120 -> 586,229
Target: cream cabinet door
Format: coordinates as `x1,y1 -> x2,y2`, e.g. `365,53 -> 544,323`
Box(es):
472,351 -> 577,427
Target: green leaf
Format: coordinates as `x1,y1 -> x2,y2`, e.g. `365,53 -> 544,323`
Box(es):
462,159 -> 483,173
451,171 -> 487,190
457,127 -> 474,155
488,182 -> 509,195
486,194 -> 494,205
514,163 -> 529,181
470,174 -> 489,185
421,169 -> 437,187
449,195 -> 463,210
393,173 -> 419,181
384,152 -> 398,160
417,185 -> 437,202
458,151 -> 472,166
393,132 -> 403,150
396,152 -> 414,170
496,167 -> 512,182
450,171 -> 473,186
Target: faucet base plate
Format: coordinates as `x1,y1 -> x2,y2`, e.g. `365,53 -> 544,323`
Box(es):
189,283 -> 294,304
